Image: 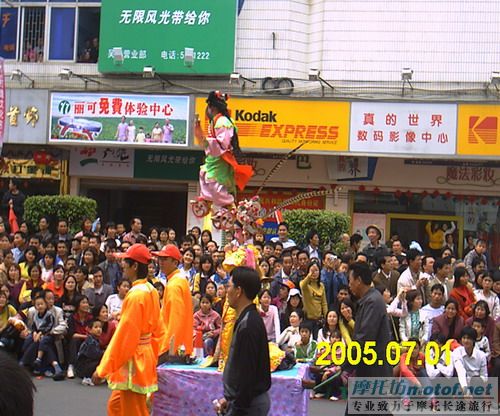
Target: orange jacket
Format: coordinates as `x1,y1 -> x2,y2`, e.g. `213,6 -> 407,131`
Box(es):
96,279 -> 163,394
160,269 -> 194,355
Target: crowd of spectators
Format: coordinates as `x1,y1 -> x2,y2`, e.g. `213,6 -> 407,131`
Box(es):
0,206 -> 498,405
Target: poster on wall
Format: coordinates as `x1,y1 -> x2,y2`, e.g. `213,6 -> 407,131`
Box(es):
352,213 -> 387,249
50,93 -> 189,146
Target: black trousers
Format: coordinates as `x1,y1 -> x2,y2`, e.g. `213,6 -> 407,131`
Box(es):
226,392 -> 270,416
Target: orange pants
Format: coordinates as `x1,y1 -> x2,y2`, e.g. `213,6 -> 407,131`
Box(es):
107,390 -> 149,416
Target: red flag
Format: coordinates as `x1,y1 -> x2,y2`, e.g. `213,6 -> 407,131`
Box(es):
9,205 -> 19,234
274,210 -> 283,224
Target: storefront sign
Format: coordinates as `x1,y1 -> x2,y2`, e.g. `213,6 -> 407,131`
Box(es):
4,89 -> 49,145
195,97 -> 350,152
50,93 -> 189,146
69,147 -> 134,178
134,149 -> 203,180
437,166 -> 500,188
98,0 -> 236,74
0,157 -> 61,180
404,159 -> 500,168
350,102 -> 457,155
327,156 -> 378,181
457,104 -> 500,156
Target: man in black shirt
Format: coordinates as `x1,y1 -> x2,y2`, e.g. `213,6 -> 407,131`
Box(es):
1,179 -> 25,221
216,266 -> 271,416
344,262 -> 392,416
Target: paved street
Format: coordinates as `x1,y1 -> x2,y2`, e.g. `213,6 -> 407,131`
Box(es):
34,376 -> 345,415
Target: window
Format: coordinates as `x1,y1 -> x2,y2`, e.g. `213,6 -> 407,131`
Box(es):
22,7 -> 45,62
49,8 -> 75,60
4,3 -> 100,62
77,7 -> 100,63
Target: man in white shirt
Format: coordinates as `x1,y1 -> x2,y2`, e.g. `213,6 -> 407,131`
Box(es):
397,248 -> 428,304
270,222 -> 296,249
451,327 -> 488,394
427,257 -> 453,302
420,283 -> 445,341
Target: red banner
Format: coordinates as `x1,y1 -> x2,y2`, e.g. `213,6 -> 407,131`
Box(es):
0,58 -> 5,153
238,187 -> 326,219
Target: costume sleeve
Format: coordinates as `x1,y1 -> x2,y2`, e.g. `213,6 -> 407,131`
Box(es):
96,292 -> 142,378
193,273 -> 201,293
162,280 -> 192,353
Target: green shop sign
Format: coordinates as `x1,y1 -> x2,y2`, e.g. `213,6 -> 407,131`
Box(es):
134,149 -> 204,180
98,0 -> 237,74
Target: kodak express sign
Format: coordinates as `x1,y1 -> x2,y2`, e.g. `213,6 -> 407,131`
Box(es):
457,104 -> 500,156
195,97 -> 349,152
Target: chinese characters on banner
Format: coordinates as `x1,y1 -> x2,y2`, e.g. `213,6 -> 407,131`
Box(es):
118,9 -> 211,26
442,166 -> 499,188
0,158 -> 61,180
50,93 -> 189,146
0,58 -> 5,153
98,0 -> 236,74
350,102 -> 457,155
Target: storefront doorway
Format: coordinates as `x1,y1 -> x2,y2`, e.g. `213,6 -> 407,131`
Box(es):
82,182 -> 188,236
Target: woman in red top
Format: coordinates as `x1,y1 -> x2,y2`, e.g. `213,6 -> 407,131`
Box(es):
399,338 -> 426,386
449,267 -> 475,321
93,304 -> 116,350
44,265 -> 65,302
67,295 -> 93,378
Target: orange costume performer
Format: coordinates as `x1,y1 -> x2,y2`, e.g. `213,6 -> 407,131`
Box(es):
154,245 -> 194,356
95,244 -> 163,416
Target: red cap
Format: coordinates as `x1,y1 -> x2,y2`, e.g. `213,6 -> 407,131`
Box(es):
114,244 -> 152,264
280,280 -> 295,290
152,244 -> 182,261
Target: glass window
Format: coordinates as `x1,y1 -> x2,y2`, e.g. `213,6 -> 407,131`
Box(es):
22,7 -> 45,62
49,8 -> 75,60
0,8 -> 19,59
77,7 -> 100,63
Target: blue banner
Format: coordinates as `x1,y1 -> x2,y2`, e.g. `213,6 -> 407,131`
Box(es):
0,8 -> 18,59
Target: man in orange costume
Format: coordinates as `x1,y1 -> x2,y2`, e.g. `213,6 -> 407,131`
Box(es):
154,244 -> 193,356
92,244 -> 163,416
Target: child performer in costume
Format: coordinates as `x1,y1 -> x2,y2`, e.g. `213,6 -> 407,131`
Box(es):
192,91 -> 253,228
92,244 -> 164,416
214,218 -> 262,371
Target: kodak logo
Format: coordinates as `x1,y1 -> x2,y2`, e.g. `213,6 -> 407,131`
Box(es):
235,109 -> 277,123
